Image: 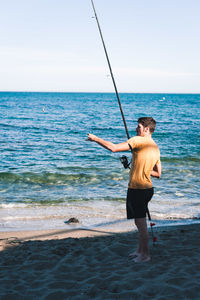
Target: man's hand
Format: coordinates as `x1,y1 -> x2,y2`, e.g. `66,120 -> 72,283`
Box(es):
151,162 -> 162,178
87,133 -> 98,142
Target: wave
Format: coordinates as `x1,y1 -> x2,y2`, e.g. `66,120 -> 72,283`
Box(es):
0,122 -> 61,133
0,196 -> 126,208
161,156 -> 200,163
0,171 -> 126,185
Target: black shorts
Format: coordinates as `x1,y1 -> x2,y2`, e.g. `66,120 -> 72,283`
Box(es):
126,188 -> 154,219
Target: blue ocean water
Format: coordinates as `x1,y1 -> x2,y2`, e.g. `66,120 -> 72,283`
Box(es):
0,92 -> 199,231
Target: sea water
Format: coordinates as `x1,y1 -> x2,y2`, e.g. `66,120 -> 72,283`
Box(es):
0,92 -> 199,231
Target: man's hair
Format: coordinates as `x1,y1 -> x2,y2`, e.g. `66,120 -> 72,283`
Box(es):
137,117 -> 156,133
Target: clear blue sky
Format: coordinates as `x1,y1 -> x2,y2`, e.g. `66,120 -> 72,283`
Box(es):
0,0 -> 200,93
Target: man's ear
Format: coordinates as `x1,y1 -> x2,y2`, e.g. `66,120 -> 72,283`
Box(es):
144,126 -> 150,133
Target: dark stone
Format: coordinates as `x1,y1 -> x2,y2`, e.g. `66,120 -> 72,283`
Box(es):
64,217 -> 79,224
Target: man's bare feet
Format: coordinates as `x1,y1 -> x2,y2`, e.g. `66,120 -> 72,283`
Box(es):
128,250 -> 140,258
133,254 -> 151,263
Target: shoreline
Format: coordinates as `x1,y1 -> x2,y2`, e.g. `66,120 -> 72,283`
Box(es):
1,216 -> 200,236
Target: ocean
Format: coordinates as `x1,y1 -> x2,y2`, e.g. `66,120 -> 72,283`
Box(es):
0,92 -> 199,231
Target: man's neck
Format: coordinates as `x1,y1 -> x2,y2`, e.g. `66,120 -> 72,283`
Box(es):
140,133 -> 152,137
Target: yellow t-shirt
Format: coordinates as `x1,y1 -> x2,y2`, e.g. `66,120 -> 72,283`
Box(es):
127,136 -> 160,189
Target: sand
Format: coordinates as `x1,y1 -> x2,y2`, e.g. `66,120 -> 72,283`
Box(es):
0,223 -> 200,299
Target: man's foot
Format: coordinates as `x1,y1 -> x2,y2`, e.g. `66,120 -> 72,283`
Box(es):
133,254 -> 151,263
128,251 -> 140,258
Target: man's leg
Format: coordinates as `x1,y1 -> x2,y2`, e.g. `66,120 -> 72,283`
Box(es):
134,217 -> 150,262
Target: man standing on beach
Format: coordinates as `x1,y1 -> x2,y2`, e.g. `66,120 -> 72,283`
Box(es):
87,117 -> 161,263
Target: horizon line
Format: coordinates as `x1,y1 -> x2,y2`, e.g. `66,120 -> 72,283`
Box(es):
0,90 -> 200,95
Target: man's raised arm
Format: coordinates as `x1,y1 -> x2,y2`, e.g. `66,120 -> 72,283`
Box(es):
87,133 -> 130,153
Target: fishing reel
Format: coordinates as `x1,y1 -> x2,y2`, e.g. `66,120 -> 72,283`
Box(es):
120,155 -> 131,169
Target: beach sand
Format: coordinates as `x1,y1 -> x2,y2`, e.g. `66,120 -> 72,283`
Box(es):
0,223 -> 200,299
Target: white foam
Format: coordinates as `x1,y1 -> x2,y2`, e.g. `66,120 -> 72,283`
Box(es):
0,199 -> 199,232
0,203 -> 27,208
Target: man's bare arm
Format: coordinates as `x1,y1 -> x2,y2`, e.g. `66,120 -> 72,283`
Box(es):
87,133 -> 130,152
151,161 -> 162,178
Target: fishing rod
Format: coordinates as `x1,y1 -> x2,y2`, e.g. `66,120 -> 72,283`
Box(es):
90,0 -> 157,243
91,0 -> 130,140
147,209 -> 157,244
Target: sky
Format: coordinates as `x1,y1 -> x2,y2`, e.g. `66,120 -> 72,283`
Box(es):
0,0 -> 200,93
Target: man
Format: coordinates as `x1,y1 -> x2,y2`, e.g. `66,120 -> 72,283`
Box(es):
87,117 -> 161,263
